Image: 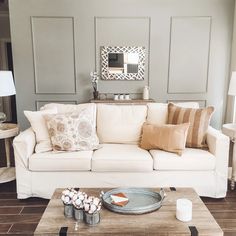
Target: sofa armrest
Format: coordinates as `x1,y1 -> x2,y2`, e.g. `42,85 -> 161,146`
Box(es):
206,126 -> 230,176
13,128 -> 36,168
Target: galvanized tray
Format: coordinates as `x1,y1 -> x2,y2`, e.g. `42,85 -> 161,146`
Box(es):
101,188 -> 166,215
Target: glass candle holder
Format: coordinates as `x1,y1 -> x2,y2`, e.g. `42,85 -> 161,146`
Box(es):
64,204 -> 74,218
84,212 -> 100,225
74,207 -> 84,221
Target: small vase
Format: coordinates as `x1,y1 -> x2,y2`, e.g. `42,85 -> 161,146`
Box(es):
114,94 -> 119,100
74,208 -> 84,221
143,86 -> 150,100
93,91 -> 99,100
84,212 -> 100,225
64,204 -> 73,218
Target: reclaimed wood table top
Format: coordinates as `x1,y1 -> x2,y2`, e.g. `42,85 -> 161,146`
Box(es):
34,188 -> 223,236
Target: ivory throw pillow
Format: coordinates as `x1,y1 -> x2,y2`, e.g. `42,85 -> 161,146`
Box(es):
24,108 -> 57,153
168,103 -> 214,148
139,122 -> 189,155
45,106 -> 99,152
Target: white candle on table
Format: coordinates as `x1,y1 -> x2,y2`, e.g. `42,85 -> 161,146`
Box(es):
176,198 -> 192,222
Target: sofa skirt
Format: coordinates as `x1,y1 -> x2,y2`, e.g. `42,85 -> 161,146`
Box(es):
16,170 -> 226,199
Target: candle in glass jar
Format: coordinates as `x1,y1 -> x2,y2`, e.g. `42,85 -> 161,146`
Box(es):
176,198 -> 192,222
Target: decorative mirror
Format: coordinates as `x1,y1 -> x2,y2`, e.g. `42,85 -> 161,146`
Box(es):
101,46 -> 145,80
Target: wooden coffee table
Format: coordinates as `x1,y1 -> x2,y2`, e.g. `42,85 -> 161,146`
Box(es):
34,188 -> 223,236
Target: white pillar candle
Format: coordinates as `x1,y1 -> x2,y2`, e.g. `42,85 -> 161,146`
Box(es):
176,198 -> 192,222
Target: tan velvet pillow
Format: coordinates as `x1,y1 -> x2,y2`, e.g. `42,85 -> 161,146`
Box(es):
139,122 -> 190,155
168,103 -> 214,148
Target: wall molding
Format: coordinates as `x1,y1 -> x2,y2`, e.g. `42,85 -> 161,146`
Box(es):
167,99 -> 207,107
31,16 -> 77,95
35,100 -> 77,110
167,16 -> 212,94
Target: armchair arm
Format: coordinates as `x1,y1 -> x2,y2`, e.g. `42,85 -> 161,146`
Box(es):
206,126 -> 230,177
13,128 -> 36,168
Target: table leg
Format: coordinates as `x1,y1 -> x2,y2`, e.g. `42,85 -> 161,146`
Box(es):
231,142 -> 236,190
4,138 -> 11,168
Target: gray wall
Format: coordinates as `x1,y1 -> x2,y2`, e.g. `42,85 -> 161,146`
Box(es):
9,0 -> 234,130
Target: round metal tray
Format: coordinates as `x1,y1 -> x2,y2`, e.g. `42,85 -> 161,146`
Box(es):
101,188 -> 166,215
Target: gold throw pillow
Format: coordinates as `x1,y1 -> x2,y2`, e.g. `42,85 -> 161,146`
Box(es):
139,122 -> 190,156
168,103 -> 214,148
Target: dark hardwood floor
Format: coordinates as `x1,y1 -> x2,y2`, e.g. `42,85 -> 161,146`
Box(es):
1,181 -> 236,235
203,188 -> 236,236
0,181 -> 48,235
0,139 -> 48,235
1,140 -> 236,235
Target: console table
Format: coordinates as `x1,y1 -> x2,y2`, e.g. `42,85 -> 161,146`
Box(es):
91,99 -> 155,104
0,123 -> 19,183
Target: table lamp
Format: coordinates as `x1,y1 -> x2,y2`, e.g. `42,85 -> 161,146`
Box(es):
0,71 -> 16,125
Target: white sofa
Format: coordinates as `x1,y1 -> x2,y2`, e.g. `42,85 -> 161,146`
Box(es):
13,102 -> 229,199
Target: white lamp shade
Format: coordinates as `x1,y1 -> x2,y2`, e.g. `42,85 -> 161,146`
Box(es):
0,71 -> 16,97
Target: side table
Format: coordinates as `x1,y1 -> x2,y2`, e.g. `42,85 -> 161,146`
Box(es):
222,123 -> 236,190
0,123 -> 19,183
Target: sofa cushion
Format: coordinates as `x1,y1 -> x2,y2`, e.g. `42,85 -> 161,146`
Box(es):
92,144 -> 153,172
150,148 -> 215,171
29,151 -> 93,171
147,103 -> 168,126
147,102 -> 199,126
97,104 -> 147,144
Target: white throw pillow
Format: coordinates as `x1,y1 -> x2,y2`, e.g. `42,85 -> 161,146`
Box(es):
24,108 -> 57,153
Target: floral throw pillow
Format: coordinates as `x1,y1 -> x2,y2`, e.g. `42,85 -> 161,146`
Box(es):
44,107 -> 99,151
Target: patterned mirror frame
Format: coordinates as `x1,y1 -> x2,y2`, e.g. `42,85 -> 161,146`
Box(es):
100,46 -> 145,80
